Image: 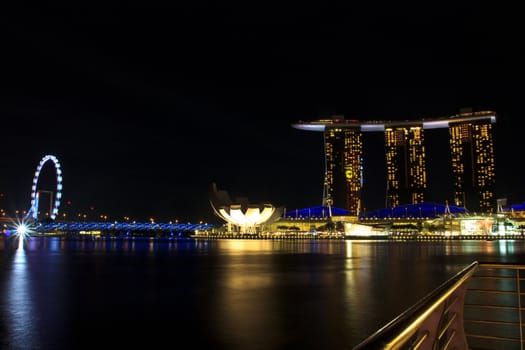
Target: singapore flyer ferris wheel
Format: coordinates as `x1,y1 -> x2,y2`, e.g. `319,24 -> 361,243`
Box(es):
26,154 -> 63,221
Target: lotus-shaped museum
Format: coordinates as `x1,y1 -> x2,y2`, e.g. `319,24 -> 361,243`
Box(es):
209,183 -> 283,233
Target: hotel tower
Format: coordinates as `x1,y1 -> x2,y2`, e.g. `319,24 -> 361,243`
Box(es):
292,110 -> 496,216
384,124 -> 427,209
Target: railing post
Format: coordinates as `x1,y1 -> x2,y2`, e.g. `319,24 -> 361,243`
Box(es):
518,269 -> 524,350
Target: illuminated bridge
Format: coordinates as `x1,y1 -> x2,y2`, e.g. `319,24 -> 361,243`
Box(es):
30,221 -> 214,235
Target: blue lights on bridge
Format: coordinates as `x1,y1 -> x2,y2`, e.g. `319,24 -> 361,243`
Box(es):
32,221 -> 214,233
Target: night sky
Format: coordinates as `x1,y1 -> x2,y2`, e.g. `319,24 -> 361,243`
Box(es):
1,3 -> 523,224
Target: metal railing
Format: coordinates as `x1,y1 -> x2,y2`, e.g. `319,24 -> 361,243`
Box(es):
464,263 -> 525,350
352,261 -> 479,350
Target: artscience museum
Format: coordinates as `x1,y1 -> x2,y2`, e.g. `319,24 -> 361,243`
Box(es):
209,183 -> 283,234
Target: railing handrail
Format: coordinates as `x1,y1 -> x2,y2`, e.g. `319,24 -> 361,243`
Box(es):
352,261 -> 479,350
477,262 -> 525,270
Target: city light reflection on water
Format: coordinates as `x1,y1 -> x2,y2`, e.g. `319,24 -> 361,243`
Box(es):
497,239 -> 515,255
442,239 -> 518,259
4,237 -> 38,349
2,236 -> 525,349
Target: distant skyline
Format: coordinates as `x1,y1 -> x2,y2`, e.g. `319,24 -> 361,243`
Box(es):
1,3 -> 523,224
0,110 -> 518,225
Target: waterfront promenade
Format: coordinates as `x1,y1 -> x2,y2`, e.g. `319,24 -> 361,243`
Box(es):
3,214 -> 525,241
192,230 -> 525,241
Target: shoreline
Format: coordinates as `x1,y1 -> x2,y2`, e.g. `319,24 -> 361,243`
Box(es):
5,232 -> 525,242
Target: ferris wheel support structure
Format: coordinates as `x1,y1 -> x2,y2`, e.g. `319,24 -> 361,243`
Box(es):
25,155 -> 63,221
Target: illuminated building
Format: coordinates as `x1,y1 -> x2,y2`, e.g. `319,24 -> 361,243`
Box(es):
385,125 -> 427,208
449,110 -> 496,213
209,183 -> 283,233
322,120 -> 363,216
292,110 -> 496,215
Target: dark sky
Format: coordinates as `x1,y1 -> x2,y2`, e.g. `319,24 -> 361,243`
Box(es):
1,3 -> 523,224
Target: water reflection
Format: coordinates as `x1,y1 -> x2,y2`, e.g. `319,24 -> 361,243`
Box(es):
208,254 -> 278,349
3,237 -> 39,349
203,239 -> 351,349
497,240 -> 514,255
2,237 -> 525,349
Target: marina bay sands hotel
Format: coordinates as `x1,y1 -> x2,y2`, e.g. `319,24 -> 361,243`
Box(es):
292,109 -> 496,216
